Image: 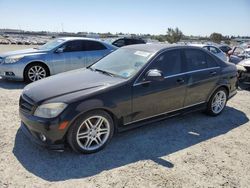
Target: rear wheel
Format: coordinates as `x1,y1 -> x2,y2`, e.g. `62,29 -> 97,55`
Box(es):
24,63 -> 49,83
67,110 -> 114,154
206,88 -> 228,116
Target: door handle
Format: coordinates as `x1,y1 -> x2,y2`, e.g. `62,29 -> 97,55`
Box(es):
210,71 -> 217,76
176,78 -> 185,84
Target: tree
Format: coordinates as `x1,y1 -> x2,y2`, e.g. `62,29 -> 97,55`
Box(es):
166,27 -> 183,43
210,32 -> 223,44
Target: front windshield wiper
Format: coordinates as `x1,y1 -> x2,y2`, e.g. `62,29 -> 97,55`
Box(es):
93,68 -> 115,77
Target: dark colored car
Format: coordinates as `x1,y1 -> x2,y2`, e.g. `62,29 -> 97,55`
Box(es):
219,45 -> 232,54
112,37 -> 146,47
19,44 -> 238,154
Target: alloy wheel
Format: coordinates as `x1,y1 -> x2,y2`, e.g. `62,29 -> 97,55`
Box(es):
28,66 -> 46,82
211,90 -> 227,114
76,116 -> 110,151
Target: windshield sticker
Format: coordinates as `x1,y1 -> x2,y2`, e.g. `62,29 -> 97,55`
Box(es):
134,51 -> 151,57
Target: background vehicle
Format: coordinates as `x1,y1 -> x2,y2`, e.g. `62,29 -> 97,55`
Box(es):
112,37 -> 146,47
0,37 -> 117,82
189,44 -> 228,62
228,46 -> 250,64
19,44 -> 237,154
236,58 -> 250,83
218,45 -> 232,54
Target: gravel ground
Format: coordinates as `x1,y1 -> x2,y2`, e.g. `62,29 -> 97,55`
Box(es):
0,45 -> 250,187
0,79 -> 250,188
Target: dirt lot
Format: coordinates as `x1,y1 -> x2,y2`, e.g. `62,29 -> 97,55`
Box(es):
0,46 -> 250,187
0,45 -> 39,53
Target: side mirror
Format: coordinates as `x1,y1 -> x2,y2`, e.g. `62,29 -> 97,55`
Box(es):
145,69 -> 164,81
55,47 -> 64,53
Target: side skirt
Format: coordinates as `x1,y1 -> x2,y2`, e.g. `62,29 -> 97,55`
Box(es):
116,103 -> 207,132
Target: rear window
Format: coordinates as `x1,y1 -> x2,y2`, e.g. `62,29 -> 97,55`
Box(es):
184,49 -> 219,71
84,41 -> 107,51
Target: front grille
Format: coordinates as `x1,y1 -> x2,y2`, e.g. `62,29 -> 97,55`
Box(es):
19,94 -> 36,114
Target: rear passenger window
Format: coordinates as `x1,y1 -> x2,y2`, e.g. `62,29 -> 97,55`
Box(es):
206,54 -> 218,67
209,47 -> 220,54
152,50 -> 182,76
184,49 -> 208,71
84,41 -> 107,51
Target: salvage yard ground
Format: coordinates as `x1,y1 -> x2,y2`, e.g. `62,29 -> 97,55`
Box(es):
0,45 -> 250,187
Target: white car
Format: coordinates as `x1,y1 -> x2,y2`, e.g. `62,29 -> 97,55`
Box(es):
189,44 -> 228,62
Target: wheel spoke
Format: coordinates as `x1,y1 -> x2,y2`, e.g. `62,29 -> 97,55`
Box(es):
95,118 -> 104,128
95,136 -> 102,145
78,131 -> 89,139
85,119 -> 93,129
84,138 -> 93,148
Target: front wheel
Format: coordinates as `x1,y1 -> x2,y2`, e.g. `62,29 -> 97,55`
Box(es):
67,110 -> 114,154
24,63 -> 49,83
206,88 -> 228,116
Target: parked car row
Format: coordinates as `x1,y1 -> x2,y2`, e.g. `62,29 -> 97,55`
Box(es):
0,37 -> 239,154
17,43 -> 238,154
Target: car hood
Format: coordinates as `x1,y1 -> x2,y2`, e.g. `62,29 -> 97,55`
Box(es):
23,69 -> 125,103
0,48 -> 49,58
239,59 -> 250,67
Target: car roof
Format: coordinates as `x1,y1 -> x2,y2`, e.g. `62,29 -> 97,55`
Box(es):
122,44 -> 203,53
58,37 -> 102,42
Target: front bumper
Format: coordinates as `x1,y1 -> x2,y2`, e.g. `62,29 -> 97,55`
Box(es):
19,109 -> 68,151
0,63 -> 25,81
21,122 -> 65,150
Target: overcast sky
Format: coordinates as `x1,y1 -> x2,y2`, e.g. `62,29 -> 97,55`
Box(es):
0,0 -> 250,36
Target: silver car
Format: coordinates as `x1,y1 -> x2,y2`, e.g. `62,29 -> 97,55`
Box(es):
0,37 -> 117,82
189,44 -> 228,62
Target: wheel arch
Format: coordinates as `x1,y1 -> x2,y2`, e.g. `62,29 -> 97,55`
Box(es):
207,84 -> 230,102
66,107 -> 119,135
23,61 -> 51,78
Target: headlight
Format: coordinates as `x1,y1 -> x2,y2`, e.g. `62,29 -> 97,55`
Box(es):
4,55 -> 24,64
34,103 -> 67,118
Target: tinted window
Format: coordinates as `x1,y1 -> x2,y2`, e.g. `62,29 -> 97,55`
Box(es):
206,54 -> 218,67
209,46 -> 220,54
63,40 -> 83,52
113,39 -> 125,47
152,50 -> 182,76
185,49 -> 208,71
84,41 -> 107,51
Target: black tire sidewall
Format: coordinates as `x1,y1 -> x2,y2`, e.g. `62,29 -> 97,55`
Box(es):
67,110 -> 114,154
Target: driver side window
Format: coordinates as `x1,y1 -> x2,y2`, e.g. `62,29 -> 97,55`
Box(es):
150,50 -> 183,77
63,40 -> 83,52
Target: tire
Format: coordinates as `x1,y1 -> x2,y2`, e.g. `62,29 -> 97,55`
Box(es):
24,63 -> 49,83
67,110 -> 114,154
206,87 -> 228,116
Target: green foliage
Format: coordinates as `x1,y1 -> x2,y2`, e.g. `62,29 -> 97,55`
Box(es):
210,32 -> 223,44
166,27 -> 183,43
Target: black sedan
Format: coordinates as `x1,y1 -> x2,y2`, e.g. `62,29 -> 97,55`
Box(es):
19,44 -> 238,154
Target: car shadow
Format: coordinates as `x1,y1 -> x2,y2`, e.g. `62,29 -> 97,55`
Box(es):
0,78 -> 26,89
13,106 -> 248,181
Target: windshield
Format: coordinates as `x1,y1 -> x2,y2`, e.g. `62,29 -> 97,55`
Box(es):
90,48 -> 153,78
38,39 -> 65,50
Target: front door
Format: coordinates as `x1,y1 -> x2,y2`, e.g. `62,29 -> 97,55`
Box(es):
131,49 -> 187,122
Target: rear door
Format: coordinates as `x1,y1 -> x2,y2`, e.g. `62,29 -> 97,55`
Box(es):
131,49 -> 187,122
81,40 -> 111,67
183,49 -> 221,106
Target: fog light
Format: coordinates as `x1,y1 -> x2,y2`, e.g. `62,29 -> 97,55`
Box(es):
5,72 -> 15,76
39,133 -> 46,142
